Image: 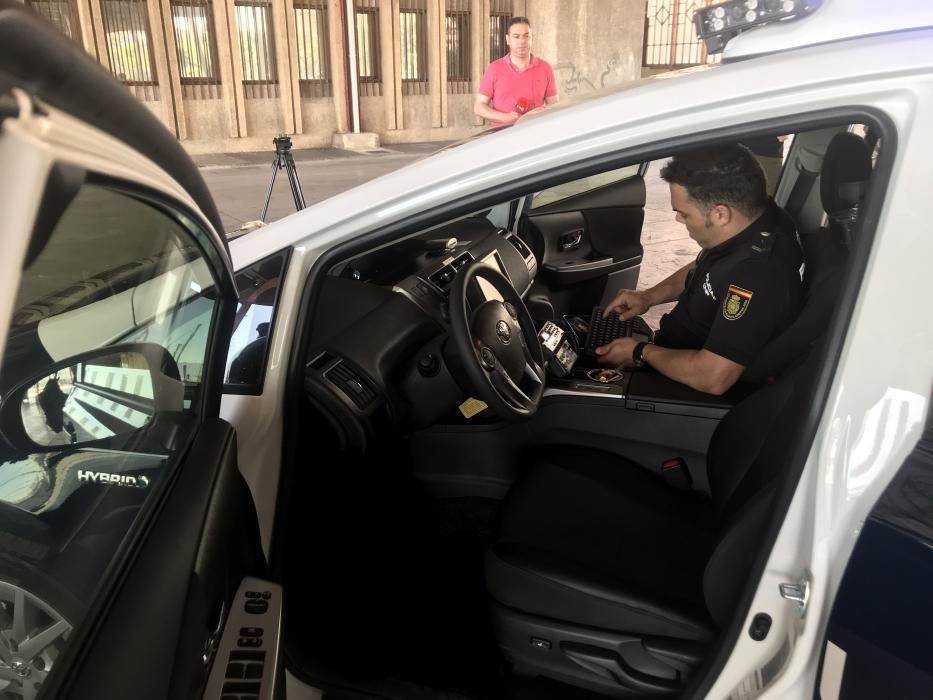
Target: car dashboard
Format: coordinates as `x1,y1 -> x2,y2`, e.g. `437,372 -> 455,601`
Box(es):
302,222 -> 538,451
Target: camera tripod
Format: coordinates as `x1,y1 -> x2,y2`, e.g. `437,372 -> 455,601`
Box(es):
259,134 -> 306,221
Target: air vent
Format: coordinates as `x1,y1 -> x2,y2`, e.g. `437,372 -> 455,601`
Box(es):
307,351 -> 334,371
428,252 -> 473,294
507,235 -> 532,260
325,361 -> 377,410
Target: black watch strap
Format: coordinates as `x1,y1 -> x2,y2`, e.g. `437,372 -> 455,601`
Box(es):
632,341 -> 649,368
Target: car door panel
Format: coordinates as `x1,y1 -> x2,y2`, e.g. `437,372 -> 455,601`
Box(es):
524,175 -> 646,317
62,419 -> 268,700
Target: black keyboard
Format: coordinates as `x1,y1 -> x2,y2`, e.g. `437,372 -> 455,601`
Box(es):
584,306 -> 654,355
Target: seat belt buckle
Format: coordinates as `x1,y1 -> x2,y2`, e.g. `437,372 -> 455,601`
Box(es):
661,458 -> 692,491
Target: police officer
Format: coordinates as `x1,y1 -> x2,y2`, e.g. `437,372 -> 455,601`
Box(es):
596,144 -> 803,395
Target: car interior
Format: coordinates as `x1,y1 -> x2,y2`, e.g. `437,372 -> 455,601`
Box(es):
272,121 -> 884,699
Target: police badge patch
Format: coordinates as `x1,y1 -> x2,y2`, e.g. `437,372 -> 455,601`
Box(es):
723,285 -> 753,320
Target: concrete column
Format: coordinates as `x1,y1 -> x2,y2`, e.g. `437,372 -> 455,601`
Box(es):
428,0 -> 442,128
143,0 -> 180,135
470,0 -> 487,126
270,0 -> 297,133
512,0 -> 525,17
73,0 -> 98,60
211,0 -> 241,137
86,0 -> 110,70
379,0 -> 398,130
281,0 -> 305,134
155,0 -> 188,139
327,0 -> 350,133
222,0 -> 249,136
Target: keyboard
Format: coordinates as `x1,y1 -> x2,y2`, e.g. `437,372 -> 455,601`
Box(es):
584,306 -> 654,355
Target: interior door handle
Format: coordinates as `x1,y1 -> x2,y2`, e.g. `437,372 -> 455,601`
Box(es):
560,229 -> 583,251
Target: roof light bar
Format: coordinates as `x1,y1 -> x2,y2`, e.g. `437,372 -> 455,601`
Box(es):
694,0 -> 822,54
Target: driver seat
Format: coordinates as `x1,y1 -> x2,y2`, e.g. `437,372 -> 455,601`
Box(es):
485,365 -> 805,696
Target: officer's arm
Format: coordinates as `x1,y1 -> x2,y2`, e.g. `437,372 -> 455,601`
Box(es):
474,94 -> 517,123
641,345 -> 744,396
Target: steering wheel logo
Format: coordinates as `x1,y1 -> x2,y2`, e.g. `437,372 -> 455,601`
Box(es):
495,320 -> 512,345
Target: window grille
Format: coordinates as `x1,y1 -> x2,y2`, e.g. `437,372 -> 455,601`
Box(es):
235,0 -> 278,98
355,0 -> 381,97
294,0 -> 332,98
488,0 -> 510,61
445,0 -> 469,94
643,0 -> 720,68
399,0 -> 426,96
23,0 -> 79,40
170,0 -> 221,99
100,0 -> 159,100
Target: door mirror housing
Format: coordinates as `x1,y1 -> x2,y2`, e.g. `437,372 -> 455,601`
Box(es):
0,343 -> 184,451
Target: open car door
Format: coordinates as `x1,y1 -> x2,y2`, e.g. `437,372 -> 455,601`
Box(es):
0,4 -> 281,699
520,164 -> 648,319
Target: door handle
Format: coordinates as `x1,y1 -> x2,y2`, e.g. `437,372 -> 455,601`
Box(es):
560,229 -> 583,251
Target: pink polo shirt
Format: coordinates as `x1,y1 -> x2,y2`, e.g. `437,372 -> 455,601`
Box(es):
478,55 -> 557,127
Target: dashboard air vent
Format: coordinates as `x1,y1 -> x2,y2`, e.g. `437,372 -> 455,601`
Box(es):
507,235 -> 532,260
325,361 -> 377,410
427,252 -> 473,294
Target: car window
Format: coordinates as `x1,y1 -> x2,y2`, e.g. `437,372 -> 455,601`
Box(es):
224,250 -> 289,391
530,164 -> 641,209
0,181 -> 223,693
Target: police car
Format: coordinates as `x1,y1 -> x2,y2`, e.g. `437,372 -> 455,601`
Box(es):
0,0 -> 931,699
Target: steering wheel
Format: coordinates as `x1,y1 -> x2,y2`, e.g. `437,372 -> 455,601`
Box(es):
448,262 -> 546,417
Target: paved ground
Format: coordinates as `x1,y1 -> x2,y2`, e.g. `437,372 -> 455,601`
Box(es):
198,145 -> 698,329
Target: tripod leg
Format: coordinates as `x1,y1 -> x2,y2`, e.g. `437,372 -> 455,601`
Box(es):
284,153 -> 307,211
260,159 -> 280,221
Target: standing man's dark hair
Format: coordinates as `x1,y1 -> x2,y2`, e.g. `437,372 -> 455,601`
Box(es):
660,144 -> 768,218
508,15 -> 531,30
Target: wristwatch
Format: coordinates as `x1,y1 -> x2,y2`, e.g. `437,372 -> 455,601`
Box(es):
632,341 -> 650,368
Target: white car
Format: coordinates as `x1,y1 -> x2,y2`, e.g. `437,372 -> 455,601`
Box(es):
1,1 -> 932,699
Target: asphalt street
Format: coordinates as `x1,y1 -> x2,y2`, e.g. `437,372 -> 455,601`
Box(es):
197,146 -> 698,329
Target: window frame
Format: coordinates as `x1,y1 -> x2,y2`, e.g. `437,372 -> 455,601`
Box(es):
100,0 -> 160,87
170,0 -> 223,86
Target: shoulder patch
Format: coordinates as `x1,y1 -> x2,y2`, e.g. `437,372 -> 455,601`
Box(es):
723,285 -> 753,320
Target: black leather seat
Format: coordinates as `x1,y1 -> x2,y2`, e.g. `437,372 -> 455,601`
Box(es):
485,134 -> 874,697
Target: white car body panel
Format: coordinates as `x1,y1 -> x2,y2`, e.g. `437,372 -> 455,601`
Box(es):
222,25 -> 932,697
724,0 -> 933,61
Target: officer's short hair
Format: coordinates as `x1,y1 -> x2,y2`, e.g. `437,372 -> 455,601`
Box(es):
660,145 -> 768,218
508,16 -> 531,30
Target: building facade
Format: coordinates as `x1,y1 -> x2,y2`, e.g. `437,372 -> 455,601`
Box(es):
19,0 -> 654,153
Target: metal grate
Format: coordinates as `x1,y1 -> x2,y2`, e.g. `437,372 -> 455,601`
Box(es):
355,0 -> 381,97
445,0 -> 469,94
400,0 -> 426,96
23,0 -> 79,40
294,0 -> 332,98
235,0 -> 279,98
101,0 -> 159,101
643,0 -> 721,68
171,0 -> 221,99
488,0 -> 510,61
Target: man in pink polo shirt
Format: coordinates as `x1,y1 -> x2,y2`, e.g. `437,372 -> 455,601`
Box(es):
474,16 -> 559,128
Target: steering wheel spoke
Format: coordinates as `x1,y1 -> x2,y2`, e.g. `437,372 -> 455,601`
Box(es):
489,358 -> 535,412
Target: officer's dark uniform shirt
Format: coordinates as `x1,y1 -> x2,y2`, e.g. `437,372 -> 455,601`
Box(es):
655,201 -> 803,366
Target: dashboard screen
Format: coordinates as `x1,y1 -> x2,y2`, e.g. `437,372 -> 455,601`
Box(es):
477,252 -> 506,302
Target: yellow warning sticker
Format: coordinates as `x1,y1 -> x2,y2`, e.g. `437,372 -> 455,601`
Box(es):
459,398 -> 489,419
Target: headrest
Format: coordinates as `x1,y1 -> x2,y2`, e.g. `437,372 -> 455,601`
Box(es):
820,132 -> 873,216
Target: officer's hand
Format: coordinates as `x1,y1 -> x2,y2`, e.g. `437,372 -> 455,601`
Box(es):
595,337 -> 637,367
603,289 -> 651,320
506,111 -> 520,122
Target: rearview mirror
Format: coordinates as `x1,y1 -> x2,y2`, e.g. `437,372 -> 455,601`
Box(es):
1,343 -> 183,450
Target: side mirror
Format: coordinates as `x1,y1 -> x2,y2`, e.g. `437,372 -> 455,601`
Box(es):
0,343 -> 183,450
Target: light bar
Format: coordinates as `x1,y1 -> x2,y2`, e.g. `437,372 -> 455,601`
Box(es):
694,0 -> 822,54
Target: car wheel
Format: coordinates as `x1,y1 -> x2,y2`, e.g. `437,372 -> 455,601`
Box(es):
0,558 -> 75,700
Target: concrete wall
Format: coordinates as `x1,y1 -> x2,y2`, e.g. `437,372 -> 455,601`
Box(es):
527,0 -> 645,99
46,0 -> 646,153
